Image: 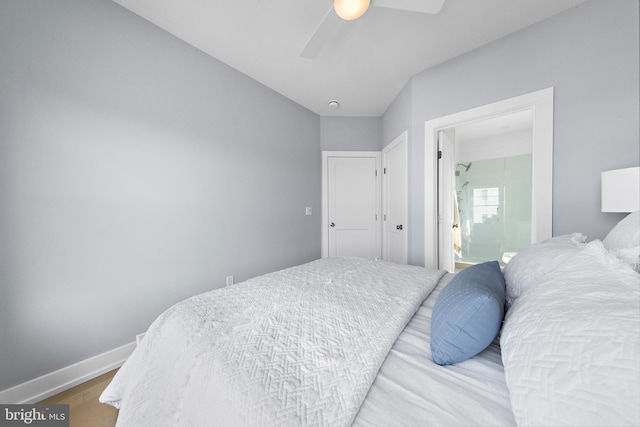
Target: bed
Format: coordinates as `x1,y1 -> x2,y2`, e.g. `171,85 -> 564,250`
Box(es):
100,214 -> 640,427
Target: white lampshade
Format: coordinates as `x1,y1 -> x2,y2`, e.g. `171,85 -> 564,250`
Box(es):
601,166 -> 640,212
334,0 -> 370,20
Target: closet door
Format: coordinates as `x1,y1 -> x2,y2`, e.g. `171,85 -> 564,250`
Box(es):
382,131 -> 408,264
322,152 -> 381,259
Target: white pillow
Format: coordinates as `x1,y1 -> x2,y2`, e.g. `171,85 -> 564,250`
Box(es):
603,211 -> 640,270
501,240 -> 640,427
503,233 -> 586,308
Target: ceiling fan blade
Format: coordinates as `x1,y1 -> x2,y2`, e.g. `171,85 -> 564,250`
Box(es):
373,0 -> 446,14
300,6 -> 344,59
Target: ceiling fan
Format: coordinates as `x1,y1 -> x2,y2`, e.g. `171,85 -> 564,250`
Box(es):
300,0 -> 447,58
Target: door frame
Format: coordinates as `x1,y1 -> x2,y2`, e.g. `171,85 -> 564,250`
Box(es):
321,151 -> 382,258
382,131 -> 408,264
424,87 -> 554,269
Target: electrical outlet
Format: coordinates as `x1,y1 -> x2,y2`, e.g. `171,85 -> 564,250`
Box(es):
226,275 -> 234,286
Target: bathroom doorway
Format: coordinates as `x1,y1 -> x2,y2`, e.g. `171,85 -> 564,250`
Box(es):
451,111 -> 533,268
424,88 -> 553,271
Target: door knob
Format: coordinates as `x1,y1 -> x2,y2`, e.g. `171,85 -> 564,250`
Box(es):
330,222 -> 335,227
396,225 -> 403,230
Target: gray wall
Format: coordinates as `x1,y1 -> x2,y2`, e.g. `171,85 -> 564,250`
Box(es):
320,116 -> 382,151
383,0 -> 640,266
0,0 -> 321,390
382,80 -> 413,146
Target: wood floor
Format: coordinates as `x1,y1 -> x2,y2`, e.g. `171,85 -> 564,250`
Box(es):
38,370 -> 119,427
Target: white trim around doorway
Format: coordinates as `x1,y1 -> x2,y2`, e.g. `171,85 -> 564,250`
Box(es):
424,88 -> 554,269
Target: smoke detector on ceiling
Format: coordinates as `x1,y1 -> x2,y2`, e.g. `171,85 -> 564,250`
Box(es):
328,100 -> 340,110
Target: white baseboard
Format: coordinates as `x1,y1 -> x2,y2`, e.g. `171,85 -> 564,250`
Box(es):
0,341 -> 136,404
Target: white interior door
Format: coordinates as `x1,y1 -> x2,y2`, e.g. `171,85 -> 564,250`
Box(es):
438,129 -> 456,272
382,131 -> 408,264
323,152 -> 381,259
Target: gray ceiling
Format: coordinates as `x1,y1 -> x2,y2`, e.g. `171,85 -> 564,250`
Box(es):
112,0 -> 586,116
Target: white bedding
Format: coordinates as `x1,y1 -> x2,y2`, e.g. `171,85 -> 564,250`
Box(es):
501,240 -> 640,426
354,273 -> 515,426
100,257 -> 445,426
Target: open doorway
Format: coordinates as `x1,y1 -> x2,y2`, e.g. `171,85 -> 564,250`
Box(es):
451,111 -> 533,270
424,88 -> 554,271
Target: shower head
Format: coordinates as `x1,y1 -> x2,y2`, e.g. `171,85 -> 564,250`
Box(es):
457,163 -> 472,172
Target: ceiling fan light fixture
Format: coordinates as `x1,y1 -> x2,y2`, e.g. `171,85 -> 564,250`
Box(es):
334,0 -> 370,21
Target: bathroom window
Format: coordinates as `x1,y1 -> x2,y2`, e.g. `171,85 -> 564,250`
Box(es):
473,187 -> 499,223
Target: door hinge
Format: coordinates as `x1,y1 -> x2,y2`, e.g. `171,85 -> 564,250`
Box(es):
383,214 -> 387,221
383,167 -> 387,174
438,150 -> 442,159
375,170 -> 378,177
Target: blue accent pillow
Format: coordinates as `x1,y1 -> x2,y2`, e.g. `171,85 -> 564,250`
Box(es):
430,261 -> 506,365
